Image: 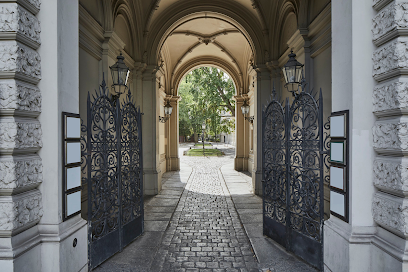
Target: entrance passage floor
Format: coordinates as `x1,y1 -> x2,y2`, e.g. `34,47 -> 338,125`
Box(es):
94,145 -> 316,272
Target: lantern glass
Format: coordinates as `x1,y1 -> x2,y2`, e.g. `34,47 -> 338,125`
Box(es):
202,123 -> 206,129
241,100 -> 250,116
282,51 -> 304,85
164,101 -> 173,116
110,53 -> 130,87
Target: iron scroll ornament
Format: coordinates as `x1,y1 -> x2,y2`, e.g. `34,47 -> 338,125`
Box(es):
262,82 -> 325,271
81,78 -> 144,270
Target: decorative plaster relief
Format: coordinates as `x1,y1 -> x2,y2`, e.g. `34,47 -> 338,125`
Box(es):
0,156 -> 42,190
0,120 -> 42,149
373,121 -> 408,151
0,80 -> 40,111
372,39 -> 408,77
0,41 -> 41,79
372,3 -> 408,41
0,4 -> 41,44
373,192 -> 408,238
0,191 -> 42,231
373,158 -> 408,194
373,80 -> 408,112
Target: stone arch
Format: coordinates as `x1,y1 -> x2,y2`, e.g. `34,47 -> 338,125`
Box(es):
171,57 -> 243,97
145,2 -> 266,66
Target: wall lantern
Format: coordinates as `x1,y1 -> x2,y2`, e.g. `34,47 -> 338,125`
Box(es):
159,100 -> 173,123
282,50 -> 304,96
241,99 -> 254,123
110,52 -> 130,100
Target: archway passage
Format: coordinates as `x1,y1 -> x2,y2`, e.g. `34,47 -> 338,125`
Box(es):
158,14 -> 254,174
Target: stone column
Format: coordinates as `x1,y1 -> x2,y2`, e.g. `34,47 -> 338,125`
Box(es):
0,1 -> 44,271
142,66 -> 161,195
167,95 -> 180,171
234,95 -> 249,171
252,65 -> 271,195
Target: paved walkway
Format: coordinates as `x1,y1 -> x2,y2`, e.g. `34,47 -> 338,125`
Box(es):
94,144 -> 316,272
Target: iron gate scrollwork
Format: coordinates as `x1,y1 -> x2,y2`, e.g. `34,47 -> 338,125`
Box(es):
263,85 -> 324,270
81,79 -> 143,270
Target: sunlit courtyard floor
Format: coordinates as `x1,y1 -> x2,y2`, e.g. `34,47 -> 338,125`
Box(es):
94,143 -> 316,272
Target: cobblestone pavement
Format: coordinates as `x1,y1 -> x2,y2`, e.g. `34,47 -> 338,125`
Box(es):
94,144 -> 316,272
152,151 -> 259,272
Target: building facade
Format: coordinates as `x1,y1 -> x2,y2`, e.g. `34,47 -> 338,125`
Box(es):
0,0 -> 407,271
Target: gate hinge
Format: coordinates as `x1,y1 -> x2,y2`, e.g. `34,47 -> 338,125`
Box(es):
319,150 -> 329,155
261,180 -> 265,183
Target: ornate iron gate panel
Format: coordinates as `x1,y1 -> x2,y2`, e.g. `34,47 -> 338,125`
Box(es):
82,80 -> 143,270
263,87 -> 324,270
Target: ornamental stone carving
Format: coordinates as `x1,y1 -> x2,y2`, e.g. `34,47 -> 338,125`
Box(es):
0,80 -> 41,112
0,120 -> 42,149
0,191 -> 42,232
373,39 -> 408,78
0,41 -> 41,79
373,158 -> 408,194
27,0 -> 41,11
372,3 -> 408,41
373,80 -> 408,112
0,156 -> 42,190
373,193 -> 408,237
0,4 -> 41,44
373,121 -> 408,151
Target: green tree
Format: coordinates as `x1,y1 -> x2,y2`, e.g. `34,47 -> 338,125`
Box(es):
178,67 -> 235,140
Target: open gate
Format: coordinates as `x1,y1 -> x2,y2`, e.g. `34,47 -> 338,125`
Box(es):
81,79 -> 143,270
262,85 -> 324,270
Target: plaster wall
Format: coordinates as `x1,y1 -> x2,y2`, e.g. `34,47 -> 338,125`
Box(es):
37,0 -> 88,271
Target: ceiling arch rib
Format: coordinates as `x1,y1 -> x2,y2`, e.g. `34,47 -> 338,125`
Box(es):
172,57 -> 243,97
147,4 -> 265,65
171,41 -> 202,74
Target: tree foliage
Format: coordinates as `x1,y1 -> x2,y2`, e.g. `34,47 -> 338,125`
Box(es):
178,67 -> 235,139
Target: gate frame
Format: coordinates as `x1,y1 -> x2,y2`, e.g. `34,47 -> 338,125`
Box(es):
262,85 -> 325,270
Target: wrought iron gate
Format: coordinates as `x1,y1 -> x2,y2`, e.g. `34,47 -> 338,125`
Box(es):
81,79 -> 144,270
262,85 -> 324,270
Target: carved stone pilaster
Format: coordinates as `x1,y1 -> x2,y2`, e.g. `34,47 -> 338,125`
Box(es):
373,158 -> 408,196
0,189 -> 43,236
0,119 -> 42,151
373,120 -> 408,153
373,38 -> 408,81
0,155 -> 42,195
372,2 -> 408,45
0,3 -> 41,47
0,79 -> 41,113
373,192 -> 408,238
0,41 -> 41,81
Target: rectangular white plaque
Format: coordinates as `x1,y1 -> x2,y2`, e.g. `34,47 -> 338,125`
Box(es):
66,191 -> 81,216
330,115 -> 345,138
66,166 -> 81,190
66,142 -> 81,164
66,116 -> 81,139
330,166 -> 344,190
330,142 -> 344,163
330,191 -> 345,217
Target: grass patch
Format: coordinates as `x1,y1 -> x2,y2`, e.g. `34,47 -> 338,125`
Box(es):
185,148 -> 223,156
194,143 -> 212,146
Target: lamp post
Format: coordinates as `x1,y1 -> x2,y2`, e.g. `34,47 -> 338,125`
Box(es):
202,122 -> 206,156
109,52 -> 130,102
282,50 -> 304,96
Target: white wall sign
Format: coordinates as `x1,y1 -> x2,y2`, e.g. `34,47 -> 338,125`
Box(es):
330,166 -> 344,190
330,191 -> 345,217
66,191 -> 81,216
330,115 -> 345,138
66,166 -> 81,190
66,142 -> 81,164
330,142 -> 344,163
66,116 -> 81,138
